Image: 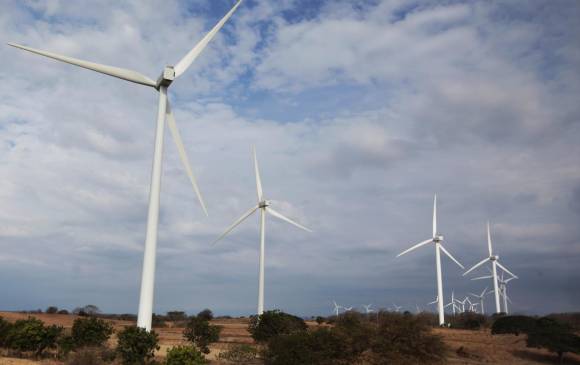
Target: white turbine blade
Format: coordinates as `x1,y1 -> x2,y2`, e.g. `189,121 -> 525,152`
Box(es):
463,257 -> 489,276
8,43 -> 156,87
496,262 -> 518,279
433,194 -> 437,237
253,146 -> 263,201
440,244 -> 464,269
471,275 -> 493,280
481,287 -> 488,297
166,101 -> 207,216
212,205 -> 259,245
487,221 -> 493,256
173,0 -> 243,78
505,277 -> 517,283
266,207 -> 312,232
505,295 -> 513,305
396,238 -> 432,257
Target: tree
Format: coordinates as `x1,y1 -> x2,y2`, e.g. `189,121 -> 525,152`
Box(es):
0,316 -> 12,347
183,317 -> 221,354
58,309 -> 70,315
167,311 -> 187,322
116,326 -> 159,365
315,316 -> 325,325
248,310 -> 307,342
165,345 -> 208,365
71,317 -> 114,348
46,306 -> 59,314
196,309 -> 214,322
526,317 -> 580,364
73,305 -> 100,317
491,315 -> 537,336
5,317 -> 63,357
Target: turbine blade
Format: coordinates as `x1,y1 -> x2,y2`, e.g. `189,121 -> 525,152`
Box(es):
463,257 -> 489,276
266,207 -> 312,232
433,194 -> 437,237
173,0 -> 243,78
166,101 -> 207,216
396,238 -> 432,257
440,244 -> 464,269
505,295 -> 513,304
487,221 -> 493,256
481,287 -> 488,296
253,146 -> 263,201
496,262 -> 518,279
471,275 -> 493,280
212,205 -> 259,245
8,43 -> 156,87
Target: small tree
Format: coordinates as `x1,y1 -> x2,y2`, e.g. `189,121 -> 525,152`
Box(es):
491,315 -> 537,336
315,316 -> 325,325
0,316 -> 12,347
183,317 -> 221,354
5,317 -> 63,357
116,326 -> 159,365
167,311 -> 187,322
526,317 -> 580,364
165,345 -> 208,365
248,310 -> 307,342
46,306 -> 59,314
196,309 -> 214,322
71,316 -> 114,348
58,309 -> 70,315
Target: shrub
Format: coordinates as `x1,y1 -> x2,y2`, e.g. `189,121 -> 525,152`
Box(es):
196,309 -> 213,322
0,316 -> 13,347
526,317 -> 580,364
450,312 -> 486,330
333,311 -> 374,357
46,306 -> 59,314
167,311 -> 187,322
183,317 -> 221,354
315,316 -> 325,325
57,335 -> 75,358
71,317 -> 114,348
58,309 -> 70,315
5,317 -> 63,357
217,344 -> 258,364
491,315 -> 536,336
152,314 -> 166,328
165,345 -> 208,365
116,326 -> 159,365
65,347 -> 105,365
248,310 -> 307,342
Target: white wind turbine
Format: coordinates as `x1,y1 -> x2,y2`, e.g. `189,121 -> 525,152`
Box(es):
463,222 -> 518,314
392,303 -> 402,312
332,301 -> 343,316
444,291 -> 460,316
469,287 -> 489,315
8,1 -> 243,332
212,147 -> 311,316
486,272 -> 517,314
362,304 -> 374,314
397,195 -> 464,325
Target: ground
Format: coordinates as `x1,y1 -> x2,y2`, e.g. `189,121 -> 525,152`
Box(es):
1,311 -> 579,364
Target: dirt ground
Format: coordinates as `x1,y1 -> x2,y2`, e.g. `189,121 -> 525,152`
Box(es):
1,311 -> 580,364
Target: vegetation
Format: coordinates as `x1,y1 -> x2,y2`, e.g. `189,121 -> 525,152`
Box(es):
0,316 -> 11,347
315,316 -> 325,325
165,345 -> 208,365
64,347 -> 114,365
491,315 -> 537,336
183,316 -> 221,354
526,317 -> 580,364
196,309 -> 214,322
248,310 -> 308,342
116,326 -> 159,365
4,317 -> 63,357
217,344 -> 258,363
73,305 -> 101,317
46,306 -> 59,314
265,328 -> 348,365
71,316 -> 114,348
450,312 -> 486,330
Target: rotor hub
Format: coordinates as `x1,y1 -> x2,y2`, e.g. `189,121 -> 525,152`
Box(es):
259,200 -> 270,208
490,255 -> 498,261
433,235 -> 443,243
156,66 -> 175,89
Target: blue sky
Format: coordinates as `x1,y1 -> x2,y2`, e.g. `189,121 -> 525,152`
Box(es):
0,0 -> 579,317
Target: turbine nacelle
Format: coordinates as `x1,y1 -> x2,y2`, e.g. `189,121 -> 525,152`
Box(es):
433,235 -> 443,243
490,255 -> 498,261
258,200 -> 271,208
156,66 -> 175,89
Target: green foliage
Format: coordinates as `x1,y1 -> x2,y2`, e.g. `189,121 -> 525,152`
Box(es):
526,317 -> 580,364
46,306 -> 59,314
196,309 -> 213,322
0,316 -> 12,347
546,312 -> 580,331
315,316 -> 325,325
491,315 -> 537,336
450,312 -> 486,330
333,311 -> 373,357
165,345 -> 208,365
71,317 -> 114,348
248,310 -> 307,342
183,317 -> 221,354
5,317 -> 63,357
57,335 -> 76,358
116,326 -> 159,365
217,344 -> 258,364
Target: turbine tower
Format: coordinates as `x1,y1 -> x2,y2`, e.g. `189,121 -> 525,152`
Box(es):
469,287 -> 489,315
332,301 -> 342,316
463,222 -> 517,314
397,195 -> 464,325
212,147 -> 311,315
8,1 -> 244,331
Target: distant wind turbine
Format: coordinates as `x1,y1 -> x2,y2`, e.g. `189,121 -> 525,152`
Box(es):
332,301 -> 343,316
212,147 -> 311,315
469,287 -> 489,315
362,304 -> 374,314
444,291 -> 460,315
392,303 -> 402,312
463,222 -> 518,314
397,195 -> 464,325
8,0 -> 243,332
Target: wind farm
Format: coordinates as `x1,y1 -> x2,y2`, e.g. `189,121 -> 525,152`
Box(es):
1,1 -> 579,364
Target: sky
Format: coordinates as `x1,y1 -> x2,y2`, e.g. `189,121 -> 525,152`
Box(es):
0,0 -> 579,317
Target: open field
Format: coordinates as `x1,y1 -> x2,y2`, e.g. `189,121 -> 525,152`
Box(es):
1,311 -> 579,364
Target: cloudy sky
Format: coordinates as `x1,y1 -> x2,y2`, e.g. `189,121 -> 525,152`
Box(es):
0,0 -> 579,317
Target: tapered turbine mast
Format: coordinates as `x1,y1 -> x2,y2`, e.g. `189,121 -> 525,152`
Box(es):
212,147 -> 311,316
463,222 -> 517,314
397,195 -> 464,326
8,0 -> 243,332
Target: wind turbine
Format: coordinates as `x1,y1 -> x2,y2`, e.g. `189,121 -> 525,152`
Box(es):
427,296 -> 439,307
463,222 -> 518,314
444,291 -> 460,315
332,301 -> 343,316
212,147 -> 311,316
8,1 -> 243,332
397,195 -> 464,325
392,303 -> 402,312
469,287 -> 489,315
362,304 -> 374,314
488,272 -> 517,314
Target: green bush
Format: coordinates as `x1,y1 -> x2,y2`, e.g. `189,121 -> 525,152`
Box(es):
116,326 -> 159,365
71,317 -> 114,348
46,306 -> 59,314
183,317 -> 221,354
5,317 -> 63,357
491,315 -> 536,336
165,345 -> 207,365
217,344 -> 258,364
196,309 -> 213,322
0,316 -> 12,346
526,317 -> 580,364
248,310 -> 307,342
450,312 -> 486,330
57,335 -> 76,358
